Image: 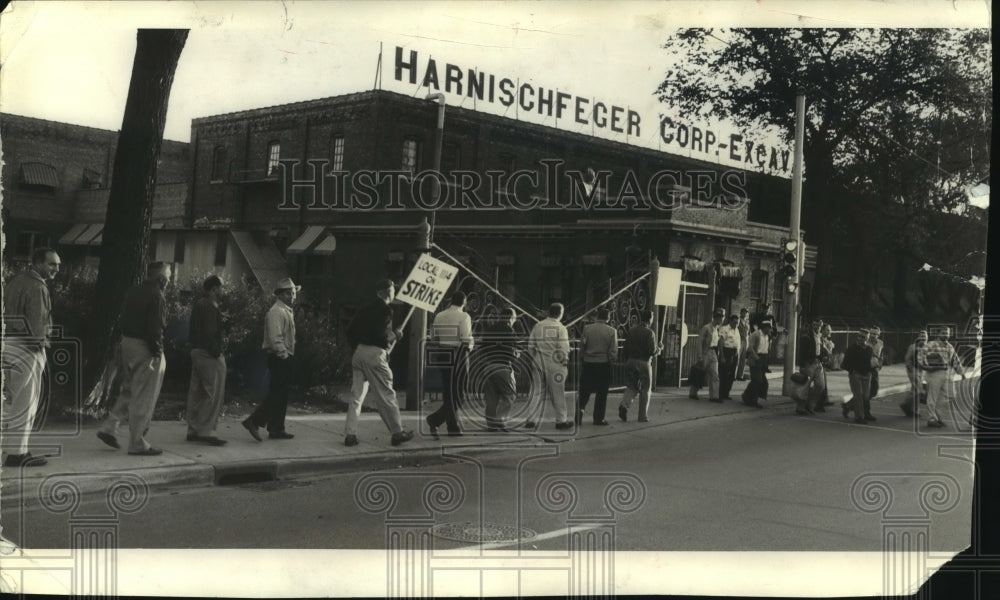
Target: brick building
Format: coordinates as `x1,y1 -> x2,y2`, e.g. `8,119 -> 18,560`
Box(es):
187,90 -> 817,383
0,113 -> 190,264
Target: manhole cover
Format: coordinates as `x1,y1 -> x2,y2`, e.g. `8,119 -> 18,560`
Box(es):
431,522 -> 537,543
235,480 -> 313,493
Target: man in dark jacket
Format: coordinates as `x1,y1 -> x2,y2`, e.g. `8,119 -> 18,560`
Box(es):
97,262 -> 170,455
841,329 -> 875,424
343,279 -> 413,447
480,307 -> 520,431
185,275 -> 227,446
618,310 -> 663,422
795,318 -> 826,415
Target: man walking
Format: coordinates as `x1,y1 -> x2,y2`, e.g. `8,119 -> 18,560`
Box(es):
618,310 -> 663,422
481,307 -> 519,431
527,303 -> 572,430
426,292 -> 474,437
740,319 -> 771,408
690,307 -> 724,403
867,326 -> 884,399
578,308 -> 618,426
900,330 -> 928,418
718,313 -> 741,401
242,278 -> 299,441
795,318 -> 827,415
841,329 -> 874,424
97,262 -> 170,456
736,308 -> 750,381
921,326 -> 965,429
343,279 -> 413,447
2,247 -> 61,467
185,275 -> 227,446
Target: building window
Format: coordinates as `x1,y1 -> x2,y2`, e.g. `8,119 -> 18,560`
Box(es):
173,231 -> 187,264
771,269 -> 784,325
750,269 -> 768,314
442,142 -> 461,173
214,231 -> 228,267
211,146 -> 228,182
266,140 -> 281,176
13,231 -> 47,258
497,152 -> 516,175
330,135 -> 345,172
402,138 -> 421,174
82,169 -> 103,189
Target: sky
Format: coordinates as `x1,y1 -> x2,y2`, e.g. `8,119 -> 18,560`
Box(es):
0,0 -> 991,175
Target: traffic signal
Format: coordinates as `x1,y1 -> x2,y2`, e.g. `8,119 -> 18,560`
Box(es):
779,238 -> 798,279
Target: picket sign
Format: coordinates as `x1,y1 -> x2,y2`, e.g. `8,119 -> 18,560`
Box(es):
391,253 -> 460,352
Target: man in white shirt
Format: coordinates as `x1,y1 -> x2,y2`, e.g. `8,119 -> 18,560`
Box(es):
741,320 -> 772,408
718,313 -> 741,400
527,303 -> 573,430
243,277 -> 299,441
690,307 -> 725,403
427,292 -> 474,437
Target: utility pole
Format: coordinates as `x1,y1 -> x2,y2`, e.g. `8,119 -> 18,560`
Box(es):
782,94 -> 805,396
405,93 -> 446,411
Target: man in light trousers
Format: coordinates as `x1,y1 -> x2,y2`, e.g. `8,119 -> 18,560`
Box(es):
527,303 -> 573,430
185,275 -> 227,446
343,279 -> 413,447
2,247 -> 61,467
922,326 -> 965,429
97,262 -> 170,456
690,307 -> 725,402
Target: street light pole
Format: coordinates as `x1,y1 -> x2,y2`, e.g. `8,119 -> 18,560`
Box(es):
405,93 -> 446,411
782,94 -> 805,396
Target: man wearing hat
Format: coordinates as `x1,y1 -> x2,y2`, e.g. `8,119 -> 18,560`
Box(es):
920,325 -> 966,428
741,318 -> 771,408
690,307 -> 725,403
242,277 -> 300,441
343,279 -> 414,446
185,275 -> 227,446
866,326 -> 884,400
718,313 -> 742,400
900,330 -> 928,418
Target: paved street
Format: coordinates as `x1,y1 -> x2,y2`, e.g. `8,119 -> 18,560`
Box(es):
2,364 -> 976,554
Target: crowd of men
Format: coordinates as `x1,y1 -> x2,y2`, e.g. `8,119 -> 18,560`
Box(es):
1,251 -> 972,468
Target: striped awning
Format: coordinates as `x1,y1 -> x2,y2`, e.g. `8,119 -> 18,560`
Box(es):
58,223 -> 89,245
20,163 -> 59,188
63,224 -> 103,246
285,225 -> 325,254
88,226 -> 105,246
313,234 -> 336,256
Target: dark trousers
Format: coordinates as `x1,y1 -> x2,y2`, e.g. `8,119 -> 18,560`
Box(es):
428,347 -> 467,432
870,368 -> 880,399
578,362 -> 611,423
719,347 -> 738,399
250,354 -> 293,434
742,361 -> 769,403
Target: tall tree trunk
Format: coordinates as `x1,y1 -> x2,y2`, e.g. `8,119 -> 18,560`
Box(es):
82,29 -> 188,408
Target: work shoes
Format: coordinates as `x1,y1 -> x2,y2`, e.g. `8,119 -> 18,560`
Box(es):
554,421 -> 574,430
241,418 -> 262,442
593,420 -> 610,426
187,433 -> 227,446
344,435 -> 359,447
391,430 -> 414,446
3,453 -> 48,467
128,447 -> 163,456
927,420 -> 945,428
523,421 -> 537,429
97,432 -> 120,449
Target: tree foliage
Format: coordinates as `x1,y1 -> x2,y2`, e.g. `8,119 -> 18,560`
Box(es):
656,28 -> 991,317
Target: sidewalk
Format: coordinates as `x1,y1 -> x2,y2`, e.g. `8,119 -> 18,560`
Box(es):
0,364 -> 927,502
